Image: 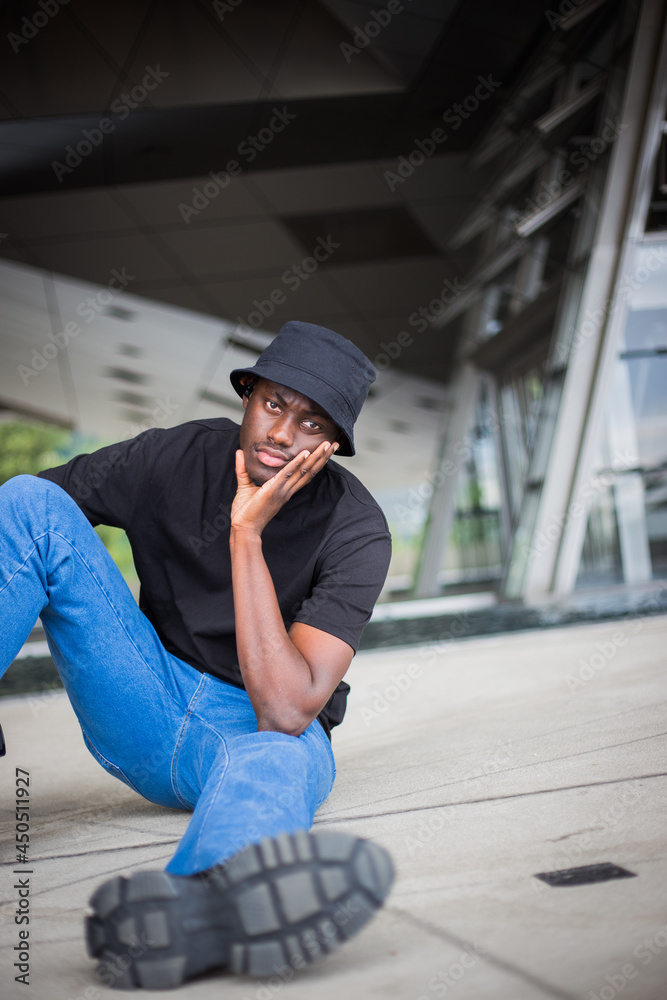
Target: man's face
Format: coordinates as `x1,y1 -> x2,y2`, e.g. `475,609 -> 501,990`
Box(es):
239,377 -> 342,486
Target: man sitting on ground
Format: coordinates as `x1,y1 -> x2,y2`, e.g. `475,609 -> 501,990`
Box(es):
0,320 -> 394,990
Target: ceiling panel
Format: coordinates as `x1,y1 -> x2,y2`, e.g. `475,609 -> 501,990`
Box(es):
1,321 -> 73,423
200,272 -> 348,327
27,234 -> 181,286
221,0 -> 402,98
0,15 -> 144,119
159,220 -> 305,277
248,162 -> 397,214
0,263 -> 50,310
0,189 -> 137,240
409,201 -> 477,251
325,258 -> 448,314
125,283 -> 220,314
116,177 -> 266,226
376,152 -> 495,202
0,0 -> 574,413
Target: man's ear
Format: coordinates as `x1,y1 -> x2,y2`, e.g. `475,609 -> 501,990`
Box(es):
240,376 -> 257,408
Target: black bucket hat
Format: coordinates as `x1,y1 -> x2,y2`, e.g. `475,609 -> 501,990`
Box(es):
229,321 -> 375,456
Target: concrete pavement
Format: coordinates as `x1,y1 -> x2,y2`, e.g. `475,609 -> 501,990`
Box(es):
1,614 -> 666,1000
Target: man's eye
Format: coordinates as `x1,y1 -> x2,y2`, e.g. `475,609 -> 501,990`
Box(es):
267,401 -> 280,411
303,420 -> 320,430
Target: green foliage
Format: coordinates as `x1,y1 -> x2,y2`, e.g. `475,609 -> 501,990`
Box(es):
0,421 -> 139,591
0,421 -> 71,486
94,525 -> 139,593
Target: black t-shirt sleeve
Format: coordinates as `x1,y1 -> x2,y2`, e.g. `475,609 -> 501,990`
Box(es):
37,431 -> 158,528
294,516 -> 391,652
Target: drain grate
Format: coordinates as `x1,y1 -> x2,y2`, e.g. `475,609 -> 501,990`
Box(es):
535,862 -> 637,887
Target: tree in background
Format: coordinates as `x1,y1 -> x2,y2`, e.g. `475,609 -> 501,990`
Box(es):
0,420 -> 70,485
0,420 -> 139,594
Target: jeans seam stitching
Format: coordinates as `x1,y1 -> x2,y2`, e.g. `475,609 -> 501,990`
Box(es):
0,533 -> 48,599
192,733 -> 230,871
44,528 -> 175,705
171,674 -> 208,807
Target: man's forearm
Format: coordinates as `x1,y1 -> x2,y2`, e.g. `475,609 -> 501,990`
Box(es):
230,526 -> 318,735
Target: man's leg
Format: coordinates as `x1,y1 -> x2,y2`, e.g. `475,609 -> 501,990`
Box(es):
0,475 -> 394,988
164,677 -> 336,874
0,474 -> 199,807
86,655 -> 394,989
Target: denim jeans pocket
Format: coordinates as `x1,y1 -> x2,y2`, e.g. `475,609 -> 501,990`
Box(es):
81,731 -> 144,796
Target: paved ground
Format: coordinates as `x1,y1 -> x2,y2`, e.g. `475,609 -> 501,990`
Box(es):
1,614 -> 666,1000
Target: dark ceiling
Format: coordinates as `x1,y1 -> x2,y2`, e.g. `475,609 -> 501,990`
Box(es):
0,0 -> 549,195
0,0 -> 593,398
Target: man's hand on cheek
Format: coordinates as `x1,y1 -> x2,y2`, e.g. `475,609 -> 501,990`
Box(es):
231,442 -> 339,536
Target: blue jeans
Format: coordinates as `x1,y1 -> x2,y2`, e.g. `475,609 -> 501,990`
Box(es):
0,475 -> 336,875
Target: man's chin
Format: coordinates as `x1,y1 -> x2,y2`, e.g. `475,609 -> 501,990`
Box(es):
250,472 -> 271,487
247,460 -> 279,487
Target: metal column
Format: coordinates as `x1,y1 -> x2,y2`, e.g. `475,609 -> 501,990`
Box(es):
521,0 -> 667,600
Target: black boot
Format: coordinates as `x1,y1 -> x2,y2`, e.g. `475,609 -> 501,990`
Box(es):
86,829 -> 394,990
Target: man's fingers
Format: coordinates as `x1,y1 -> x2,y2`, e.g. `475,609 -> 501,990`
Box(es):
235,449 -> 253,487
279,441 -> 336,490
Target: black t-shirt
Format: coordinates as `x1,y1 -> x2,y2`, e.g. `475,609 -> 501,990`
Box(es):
38,418 -> 391,737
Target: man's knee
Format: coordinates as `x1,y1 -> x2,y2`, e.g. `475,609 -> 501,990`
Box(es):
2,474 -> 73,506
0,475 -> 82,538
1,473 -> 57,500
0,474 -> 50,514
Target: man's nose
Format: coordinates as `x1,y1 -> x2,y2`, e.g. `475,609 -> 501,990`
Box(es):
268,415 -> 294,446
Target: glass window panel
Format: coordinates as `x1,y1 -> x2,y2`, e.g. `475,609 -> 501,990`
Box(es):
577,242 -> 667,585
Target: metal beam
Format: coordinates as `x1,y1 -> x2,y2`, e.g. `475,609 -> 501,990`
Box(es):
550,0 -> 667,596
517,0 -> 667,600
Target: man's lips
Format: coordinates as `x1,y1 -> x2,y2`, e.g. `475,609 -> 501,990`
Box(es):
255,447 -> 292,468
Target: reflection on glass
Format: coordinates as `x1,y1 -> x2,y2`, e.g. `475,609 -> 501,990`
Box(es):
441,380 -> 504,587
577,242 -> 667,585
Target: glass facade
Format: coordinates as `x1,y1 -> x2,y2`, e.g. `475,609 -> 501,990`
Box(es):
441,380 -> 504,587
411,0 -> 667,604
577,241 -> 667,587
